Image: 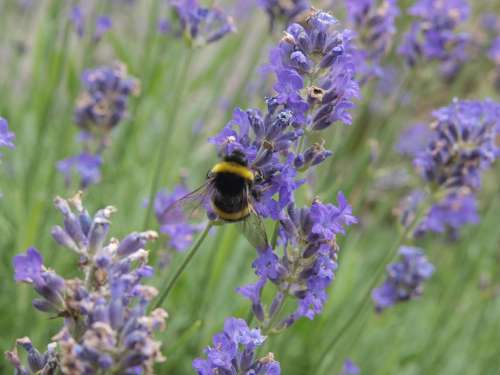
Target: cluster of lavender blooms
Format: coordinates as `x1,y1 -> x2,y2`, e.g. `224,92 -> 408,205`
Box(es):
193,317 -> 280,375
398,99 -> 500,237
238,194 -> 357,330
161,0 -> 235,46
58,63 -> 139,188
257,0 -> 310,30
344,0 -> 399,84
398,0 -> 470,80
372,247 -> 434,312
190,9 -> 360,370
70,5 -> 112,42
6,193 -> 167,374
0,117 -> 15,156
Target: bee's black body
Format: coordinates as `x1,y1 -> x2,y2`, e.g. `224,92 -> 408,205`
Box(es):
164,150 -> 268,248
210,152 -> 253,222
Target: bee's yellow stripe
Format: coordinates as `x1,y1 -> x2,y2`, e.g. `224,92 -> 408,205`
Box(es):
211,162 -> 254,181
213,205 -> 250,221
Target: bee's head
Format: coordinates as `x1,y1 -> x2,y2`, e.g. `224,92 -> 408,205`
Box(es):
223,149 -> 248,166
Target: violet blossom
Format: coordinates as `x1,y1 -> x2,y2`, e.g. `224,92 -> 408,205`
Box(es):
345,0 -> 400,83
58,62 -> 139,189
193,317 -> 281,375
372,246 -> 434,312
399,99 -> 500,236
171,0 -> 235,46
8,193 -> 167,374
398,0 -> 471,80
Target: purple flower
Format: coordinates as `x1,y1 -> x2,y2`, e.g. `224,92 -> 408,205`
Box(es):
70,6 -> 85,37
172,0 -> 235,45
193,317 -> 280,375
372,246 -> 434,312
236,277 -> 266,321
268,10 -> 359,129
257,0 -> 310,30
75,62 -> 139,133
154,186 -> 203,251
0,117 -> 15,151
417,190 -> 479,236
340,358 -> 360,375
398,0 -> 470,79
414,99 -> 500,191
8,194 -> 166,374
345,0 -> 400,83
94,15 -> 112,42
237,193 -> 357,329
57,152 -> 102,188
13,248 -> 43,283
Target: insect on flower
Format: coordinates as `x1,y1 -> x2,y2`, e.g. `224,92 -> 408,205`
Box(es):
160,149 -> 268,249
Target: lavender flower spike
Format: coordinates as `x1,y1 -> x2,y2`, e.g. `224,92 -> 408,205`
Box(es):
372,246 -> 434,312
345,0 -> 400,83
407,99 -> 500,236
193,317 -> 281,375
75,62 -> 139,135
268,9 -> 359,129
398,0 -> 470,79
171,0 -> 235,46
8,193 -> 166,374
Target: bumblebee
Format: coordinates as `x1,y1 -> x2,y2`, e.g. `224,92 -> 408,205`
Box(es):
161,150 -> 268,249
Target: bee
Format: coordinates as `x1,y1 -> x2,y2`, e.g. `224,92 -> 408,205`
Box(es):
160,150 -> 268,249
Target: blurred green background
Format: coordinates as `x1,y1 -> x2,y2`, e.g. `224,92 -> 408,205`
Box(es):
0,0 -> 499,374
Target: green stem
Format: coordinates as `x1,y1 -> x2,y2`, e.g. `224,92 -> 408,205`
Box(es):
143,49 -> 195,230
154,222 -> 212,309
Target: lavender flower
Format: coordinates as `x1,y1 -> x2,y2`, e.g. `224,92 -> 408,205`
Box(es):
154,186 -> 203,251
5,338 -> 58,375
94,15 -> 112,42
193,317 -> 281,375
268,10 -> 359,128
414,99 -> 499,191
345,0 -> 400,83
398,0 -> 470,79
238,193 -> 357,329
75,62 -> 139,134
340,359 -> 360,375
69,6 -> 112,41
8,193 -> 167,374
398,99 -> 500,236
59,62 -> 139,188
70,6 -> 85,37
171,0 -> 235,46
257,0 -> 310,30
57,152 -> 102,189
372,246 -> 434,312
0,116 -> 15,153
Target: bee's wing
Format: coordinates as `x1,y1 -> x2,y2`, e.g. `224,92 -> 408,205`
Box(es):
159,180 -> 214,224
237,204 -> 269,250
